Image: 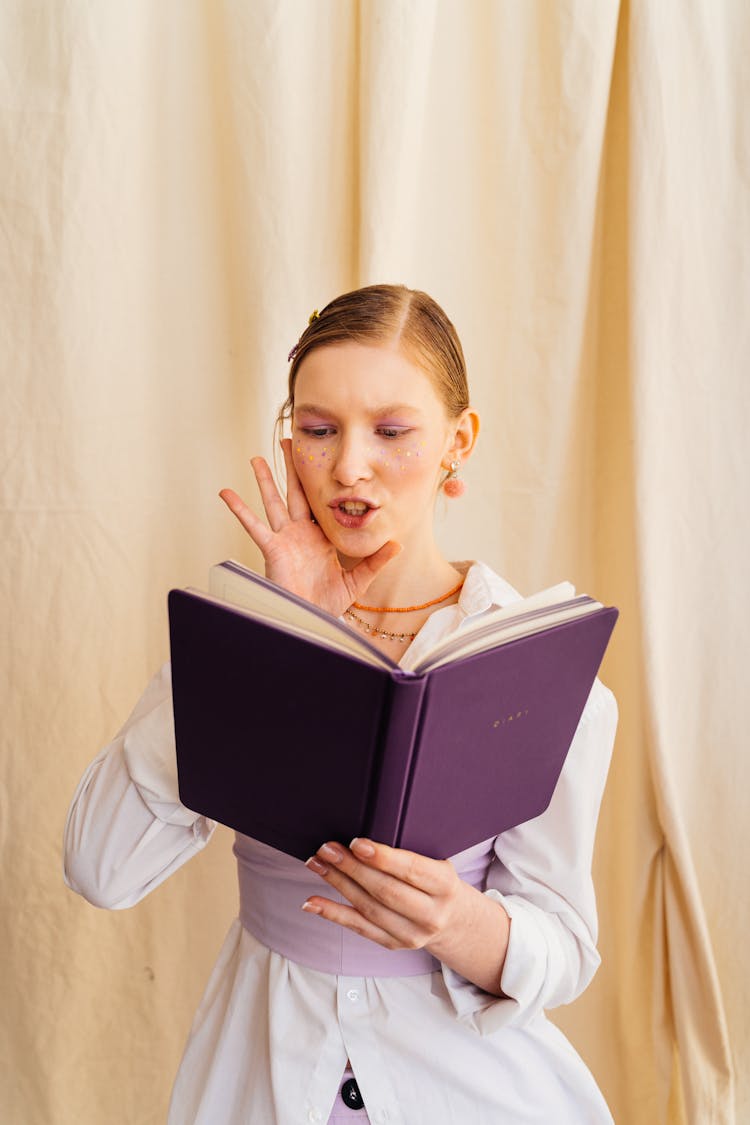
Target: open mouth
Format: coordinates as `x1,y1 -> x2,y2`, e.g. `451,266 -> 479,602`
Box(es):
329,498 -> 378,527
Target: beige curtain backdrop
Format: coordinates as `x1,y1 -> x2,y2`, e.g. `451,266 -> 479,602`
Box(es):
1,2 -> 746,1122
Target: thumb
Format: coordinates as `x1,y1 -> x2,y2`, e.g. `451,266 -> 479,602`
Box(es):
347,541 -> 402,601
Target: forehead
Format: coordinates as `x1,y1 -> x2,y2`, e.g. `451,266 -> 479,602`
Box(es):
293,341 -> 446,416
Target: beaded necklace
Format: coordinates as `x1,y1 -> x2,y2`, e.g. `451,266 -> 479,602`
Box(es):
351,578 -> 465,614
345,577 -> 465,644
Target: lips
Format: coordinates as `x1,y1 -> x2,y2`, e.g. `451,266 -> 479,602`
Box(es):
328,496 -> 379,529
328,496 -> 378,512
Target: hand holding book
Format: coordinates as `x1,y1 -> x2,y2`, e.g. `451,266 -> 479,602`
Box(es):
303,836 -> 511,996
218,439 -> 401,618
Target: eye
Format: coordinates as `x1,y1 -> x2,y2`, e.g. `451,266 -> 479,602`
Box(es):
301,426 -> 336,439
377,427 -> 411,439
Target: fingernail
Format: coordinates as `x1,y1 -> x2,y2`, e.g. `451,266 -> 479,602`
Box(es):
305,856 -> 329,875
350,838 -> 375,857
301,900 -> 322,914
319,843 -> 344,862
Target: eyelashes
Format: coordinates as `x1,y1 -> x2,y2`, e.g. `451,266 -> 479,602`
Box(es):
298,427 -> 412,440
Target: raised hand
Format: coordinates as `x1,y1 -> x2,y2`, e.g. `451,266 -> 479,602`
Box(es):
219,439 -> 401,617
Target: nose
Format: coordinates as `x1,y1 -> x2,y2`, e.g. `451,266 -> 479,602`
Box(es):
332,431 -> 373,487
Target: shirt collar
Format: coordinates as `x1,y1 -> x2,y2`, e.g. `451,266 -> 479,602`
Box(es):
452,560 -> 523,619
397,561 -> 522,671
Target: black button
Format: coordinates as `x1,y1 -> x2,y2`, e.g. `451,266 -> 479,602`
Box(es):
340,1077 -> 365,1110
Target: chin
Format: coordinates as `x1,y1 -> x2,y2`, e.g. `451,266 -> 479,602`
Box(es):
326,525 -> 389,565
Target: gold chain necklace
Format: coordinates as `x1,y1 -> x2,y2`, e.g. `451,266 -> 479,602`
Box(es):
344,609 -> 419,644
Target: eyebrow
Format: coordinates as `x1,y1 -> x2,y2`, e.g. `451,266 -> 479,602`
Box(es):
294,402 -> 422,418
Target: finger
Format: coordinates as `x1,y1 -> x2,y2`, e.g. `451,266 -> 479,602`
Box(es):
280,439 -> 313,522
301,896 -> 417,951
345,541 -> 402,602
312,860 -> 428,927
309,842 -> 448,916
305,856 -> 442,949
347,838 -> 455,896
250,456 -> 290,532
218,489 -> 274,553
304,848 -> 431,945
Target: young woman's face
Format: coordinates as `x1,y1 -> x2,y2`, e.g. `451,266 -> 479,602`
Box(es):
291,341 -> 459,562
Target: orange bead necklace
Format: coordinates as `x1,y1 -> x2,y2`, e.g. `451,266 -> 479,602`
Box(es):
351,577 -> 465,615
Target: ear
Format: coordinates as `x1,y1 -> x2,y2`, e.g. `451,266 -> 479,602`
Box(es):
443,407 -> 480,468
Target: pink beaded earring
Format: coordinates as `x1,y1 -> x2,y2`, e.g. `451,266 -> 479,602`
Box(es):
443,459 -> 465,498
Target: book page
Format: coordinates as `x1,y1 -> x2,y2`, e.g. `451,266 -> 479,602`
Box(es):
206,561 -> 397,671
412,584 -> 600,671
201,563 -> 602,676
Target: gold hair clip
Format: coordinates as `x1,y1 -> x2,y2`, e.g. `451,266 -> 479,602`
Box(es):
289,310 -> 321,362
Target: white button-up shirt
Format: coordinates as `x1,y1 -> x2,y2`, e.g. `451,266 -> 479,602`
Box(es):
64,562 -> 618,1123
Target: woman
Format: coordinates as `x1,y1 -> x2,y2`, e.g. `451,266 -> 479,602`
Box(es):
64,284 -> 618,1123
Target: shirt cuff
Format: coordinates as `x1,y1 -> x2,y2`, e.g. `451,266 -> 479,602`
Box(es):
440,889 -> 588,1035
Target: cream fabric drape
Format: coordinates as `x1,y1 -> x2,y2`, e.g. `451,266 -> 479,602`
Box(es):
1,2 -> 746,1122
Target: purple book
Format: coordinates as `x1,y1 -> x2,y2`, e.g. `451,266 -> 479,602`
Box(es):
168,562 -> 618,861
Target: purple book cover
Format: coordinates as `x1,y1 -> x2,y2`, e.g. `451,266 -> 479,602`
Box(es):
168,589 -> 617,861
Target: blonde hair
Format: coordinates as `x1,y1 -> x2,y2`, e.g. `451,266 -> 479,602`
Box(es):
276,284 -> 469,438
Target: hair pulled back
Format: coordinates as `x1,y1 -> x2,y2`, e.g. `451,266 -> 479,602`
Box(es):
276,284 -> 469,435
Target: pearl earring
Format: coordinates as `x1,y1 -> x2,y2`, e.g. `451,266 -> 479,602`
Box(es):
443,460 -> 465,498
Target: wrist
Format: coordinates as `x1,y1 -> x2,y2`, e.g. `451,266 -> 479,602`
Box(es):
425,879 -> 480,962
427,882 -> 510,996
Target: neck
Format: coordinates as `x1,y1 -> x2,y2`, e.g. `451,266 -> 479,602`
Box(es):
340,540 -> 462,610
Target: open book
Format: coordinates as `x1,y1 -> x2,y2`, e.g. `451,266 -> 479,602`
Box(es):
168,561 -> 618,861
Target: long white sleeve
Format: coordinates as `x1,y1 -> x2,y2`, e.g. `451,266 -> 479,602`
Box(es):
63,663 -> 215,909
441,678 -> 618,1031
